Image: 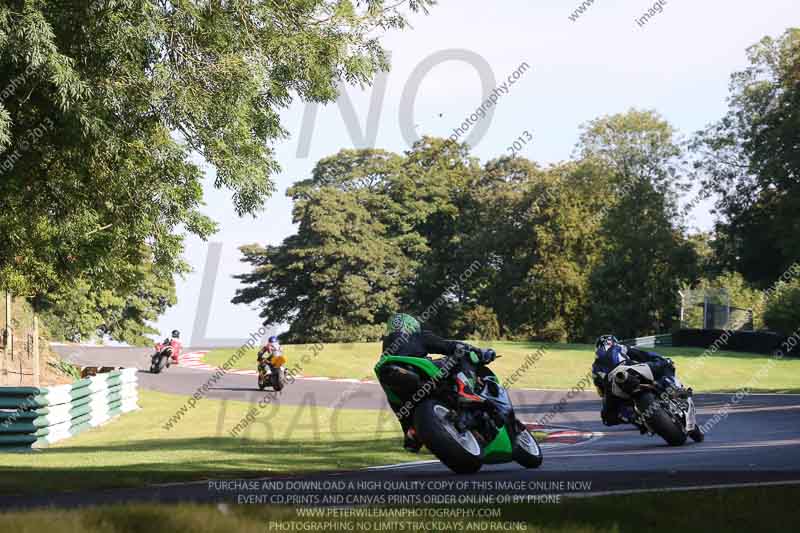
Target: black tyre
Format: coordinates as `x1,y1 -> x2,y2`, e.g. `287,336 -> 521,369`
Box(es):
512,427 -> 543,468
636,392 -> 687,446
689,426 -> 705,442
413,399 -> 483,474
258,374 -> 268,390
150,355 -> 162,374
158,355 -> 167,373
271,369 -> 285,391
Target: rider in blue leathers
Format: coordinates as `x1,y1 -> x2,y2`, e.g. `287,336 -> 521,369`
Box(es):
591,335 -> 676,426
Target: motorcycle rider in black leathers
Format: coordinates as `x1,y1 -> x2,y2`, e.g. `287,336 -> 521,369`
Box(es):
592,335 -> 676,426
380,313 -> 496,452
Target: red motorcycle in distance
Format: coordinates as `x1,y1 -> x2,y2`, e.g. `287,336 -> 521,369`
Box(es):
150,330 -> 182,374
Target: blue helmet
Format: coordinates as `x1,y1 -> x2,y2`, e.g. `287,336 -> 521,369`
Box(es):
268,336 -> 279,343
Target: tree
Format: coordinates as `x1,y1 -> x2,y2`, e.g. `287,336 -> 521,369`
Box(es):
233,139 -> 487,342
233,149 -> 414,343
580,110 -> 697,338
396,137 -> 483,334
466,157 -> 602,341
34,248 -> 177,345
0,0 -> 433,297
763,279 -> 800,336
693,29 -> 800,287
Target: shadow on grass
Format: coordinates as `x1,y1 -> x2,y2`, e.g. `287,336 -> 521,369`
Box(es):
0,436 -> 409,495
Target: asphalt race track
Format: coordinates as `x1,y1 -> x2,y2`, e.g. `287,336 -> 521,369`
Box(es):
6,344 -> 797,508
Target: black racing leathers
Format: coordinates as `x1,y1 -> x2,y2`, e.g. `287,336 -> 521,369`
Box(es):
380,330 -> 479,432
381,330 -> 465,359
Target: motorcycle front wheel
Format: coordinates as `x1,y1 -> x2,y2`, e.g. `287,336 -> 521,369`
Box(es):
414,399 -> 483,474
271,368 -> 285,391
513,426 -> 543,468
636,392 -> 687,446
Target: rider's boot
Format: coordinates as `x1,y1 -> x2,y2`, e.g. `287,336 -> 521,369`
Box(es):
403,429 -> 422,453
618,406 -> 647,433
403,427 -> 423,453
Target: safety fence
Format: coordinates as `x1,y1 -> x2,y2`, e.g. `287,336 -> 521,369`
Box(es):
623,334 -> 673,348
0,368 -> 138,450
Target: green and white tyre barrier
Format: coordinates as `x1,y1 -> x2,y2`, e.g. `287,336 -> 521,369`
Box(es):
0,368 -> 139,449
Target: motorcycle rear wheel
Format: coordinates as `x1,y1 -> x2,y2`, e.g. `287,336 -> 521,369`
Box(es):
414,399 -> 483,474
636,392 -> 687,446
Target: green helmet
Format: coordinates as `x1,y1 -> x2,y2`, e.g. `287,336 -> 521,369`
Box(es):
386,313 -> 421,335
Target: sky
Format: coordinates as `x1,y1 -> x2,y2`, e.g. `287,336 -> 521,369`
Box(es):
155,0 -> 800,345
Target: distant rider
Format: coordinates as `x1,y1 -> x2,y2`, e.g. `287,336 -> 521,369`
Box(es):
591,334 -> 675,426
380,313 -> 496,452
163,330 -> 182,364
258,336 -> 282,363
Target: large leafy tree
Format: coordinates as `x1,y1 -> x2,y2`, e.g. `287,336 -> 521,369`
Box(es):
233,139 -> 485,342
464,157 -> 601,341
580,110 -> 697,338
233,148 -> 414,343
396,137 -> 483,334
0,0 -> 433,297
693,29 -> 800,287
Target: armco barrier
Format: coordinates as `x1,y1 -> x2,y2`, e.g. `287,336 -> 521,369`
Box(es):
0,368 -> 138,449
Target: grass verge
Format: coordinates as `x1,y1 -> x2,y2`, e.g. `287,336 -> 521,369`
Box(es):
0,389 -> 423,495
205,341 -> 800,393
0,486 -> 797,532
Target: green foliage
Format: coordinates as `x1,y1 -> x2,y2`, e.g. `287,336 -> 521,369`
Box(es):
234,148 -> 414,343
763,279 -> 800,335
47,358 -> 82,381
235,111 -> 697,343
455,305 -> 501,341
581,110 -> 697,339
0,0 -> 433,297
693,28 -> 800,287
34,249 -> 177,346
682,272 -> 765,329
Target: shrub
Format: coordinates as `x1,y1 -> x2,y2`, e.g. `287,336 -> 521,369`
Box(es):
764,279 -> 800,336
456,305 -> 501,341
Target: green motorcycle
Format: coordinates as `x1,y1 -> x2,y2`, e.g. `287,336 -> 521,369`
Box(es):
374,353 -> 543,474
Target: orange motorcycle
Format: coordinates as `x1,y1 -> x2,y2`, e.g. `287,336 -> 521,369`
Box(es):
258,354 -> 287,391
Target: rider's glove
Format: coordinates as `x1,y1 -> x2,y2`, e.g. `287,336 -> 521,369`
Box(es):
481,348 -> 497,364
